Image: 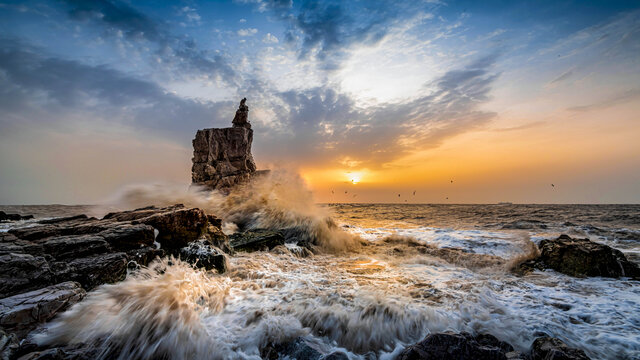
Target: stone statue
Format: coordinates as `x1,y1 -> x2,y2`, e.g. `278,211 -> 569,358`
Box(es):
232,97 -> 251,129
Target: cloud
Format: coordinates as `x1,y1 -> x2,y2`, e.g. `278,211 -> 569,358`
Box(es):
548,69 -> 573,85
567,89 -> 640,112
253,55 -> 499,168
493,121 -> 546,132
263,33 -> 279,43
0,39 -> 231,142
179,6 -> 202,25
59,0 -> 236,84
237,28 -> 258,36
252,0 -> 430,70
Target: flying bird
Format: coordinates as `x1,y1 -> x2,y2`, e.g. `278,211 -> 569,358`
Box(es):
331,190 -> 334,194
413,191 -> 416,196
551,184 -> 555,187
398,194 -> 401,197
450,180 -> 454,184
345,191 -> 348,194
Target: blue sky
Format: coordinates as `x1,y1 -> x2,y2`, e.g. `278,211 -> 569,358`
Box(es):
1,0 -> 639,204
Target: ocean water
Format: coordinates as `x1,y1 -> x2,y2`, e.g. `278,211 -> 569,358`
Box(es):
2,183 -> 639,359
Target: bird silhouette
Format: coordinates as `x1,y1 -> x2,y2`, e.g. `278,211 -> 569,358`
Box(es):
413,191 -> 416,196
331,190 -> 334,194
450,180 -> 453,184
551,184 -> 555,187
345,191 -> 348,194
398,194 -> 401,197
446,197 -> 449,200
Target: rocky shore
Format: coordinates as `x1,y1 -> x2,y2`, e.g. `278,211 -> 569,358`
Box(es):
2,100 -> 626,359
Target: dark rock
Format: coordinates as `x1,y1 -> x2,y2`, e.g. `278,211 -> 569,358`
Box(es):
0,253 -> 53,299
324,351 -> 349,360
97,224 -> 155,250
0,282 -> 85,338
40,236 -> 109,260
520,235 -> 640,279
60,253 -> 128,290
1,328 -> 18,360
16,343 -> 101,360
37,215 -> 88,225
232,97 -> 251,129
262,337 -> 323,360
0,211 -> 33,222
230,229 -> 285,252
397,332 -> 512,360
180,240 -> 228,273
132,207 -> 209,251
125,247 -> 164,268
530,337 -> 590,360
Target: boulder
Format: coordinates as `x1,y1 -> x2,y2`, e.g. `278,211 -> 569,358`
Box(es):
0,211 -> 33,221
0,282 -> 85,338
131,207 -> 210,251
180,240 -> 228,273
0,253 -> 53,298
262,337 -> 323,360
56,253 -> 128,290
530,337 -> 590,360
397,332 -> 515,360
519,235 -> 640,279
230,229 -> 285,252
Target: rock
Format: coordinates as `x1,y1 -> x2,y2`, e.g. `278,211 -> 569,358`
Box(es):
0,282 -> 85,338
131,207 -> 211,251
397,332 -> 513,360
191,98 -> 268,192
519,235 -> 640,279
0,211 -> 33,222
262,337 -> 323,360
0,253 -> 53,298
230,229 -> 285,252
232,97 -> 251,129
59,253 -> 128,290
530,337 -> 590,360
16,343 -> 101,360
324,351 -> 349,360
97,224 -> 155,250
180,240 -> 228,273
1,328 -> 18,360
191,127 -> 257,191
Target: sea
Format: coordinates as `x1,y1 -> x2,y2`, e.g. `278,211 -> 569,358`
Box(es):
1,181 -> 639,359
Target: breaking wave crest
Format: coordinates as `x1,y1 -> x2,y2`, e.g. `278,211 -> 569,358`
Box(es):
107,169 -> 360,252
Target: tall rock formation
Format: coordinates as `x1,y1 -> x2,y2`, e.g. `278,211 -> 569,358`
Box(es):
191,98 -> 258,191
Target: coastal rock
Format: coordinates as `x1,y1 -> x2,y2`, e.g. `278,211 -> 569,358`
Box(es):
1,205 -> 228,299
230,229 -> 285,252
0,211 -> 33,221
262,337 -> 323,360
518,235 -> 640,279
192,98 -> 265,192
180,240 -> 228,273
191,127 -> 257,191
530,337 -> 590,360
0,282 -> 85,338
397,332 -> 515,360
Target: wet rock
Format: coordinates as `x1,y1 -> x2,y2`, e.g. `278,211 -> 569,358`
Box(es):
230,229 -> 285,252
97,224 -> 155,250
125,247 -> 165,268
0,253 -> 53,298
530,337 -> 590,360
60,253 -> 128,290
0,282 -> 85,338
180,240 -> 228,273
0,211 -> 33,222
262,337 -> 323,360
1,328 -> 18,360
16,343 -> 101,360
520,235 -> 640,279
323,351 -> 349,360
40,235 -> 109,260
132,206 -> 210,251
397,332 -> 513,360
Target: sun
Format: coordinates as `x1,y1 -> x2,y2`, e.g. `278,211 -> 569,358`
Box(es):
348,172 -> 362,184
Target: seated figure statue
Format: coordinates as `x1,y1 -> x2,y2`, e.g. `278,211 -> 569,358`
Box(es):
232,97 -> 251,129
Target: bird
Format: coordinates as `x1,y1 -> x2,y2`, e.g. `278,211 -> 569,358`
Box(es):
331,190 -> 334,194
398,194 -> 401,197
345,191 -> 348,194
450,180 -> 453,184
551,184 -> 555,188
446,197 -> 449,200
413,190 -> 416,196
404,200 -> 407,202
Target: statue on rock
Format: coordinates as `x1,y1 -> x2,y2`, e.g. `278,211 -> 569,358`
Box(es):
232,97 -> 251,129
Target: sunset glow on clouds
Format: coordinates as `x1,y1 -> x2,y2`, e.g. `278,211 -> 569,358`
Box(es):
0,0 -> 639,204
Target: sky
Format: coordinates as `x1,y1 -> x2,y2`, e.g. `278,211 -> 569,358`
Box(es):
0,0 -> 639,204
